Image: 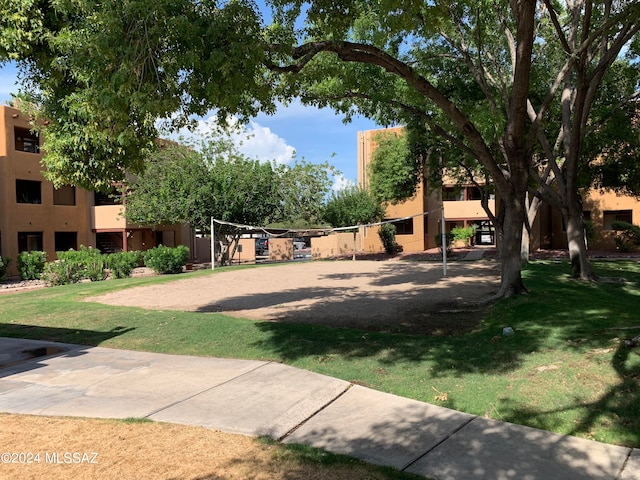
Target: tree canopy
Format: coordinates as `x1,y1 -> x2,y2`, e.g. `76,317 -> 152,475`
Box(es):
368,130 -> 420,205
125,135 -> 337,233
323,185 -> 384,229
2,0 -> 639,297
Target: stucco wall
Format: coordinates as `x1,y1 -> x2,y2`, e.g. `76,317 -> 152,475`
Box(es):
311,233 -> 362,258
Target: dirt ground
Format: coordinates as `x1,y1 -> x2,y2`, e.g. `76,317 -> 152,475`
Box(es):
0,414 -> 398,480
89,259 -> 501,335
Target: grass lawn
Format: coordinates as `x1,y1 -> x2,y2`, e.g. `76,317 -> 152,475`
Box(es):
1,260 -> 639,448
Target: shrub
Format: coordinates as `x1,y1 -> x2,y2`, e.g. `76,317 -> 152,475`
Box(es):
378,223 -> 400,254
435,232 -> 454,254
106,251 -> 142,279
143,245 -> 189,274
0,255 -> 11,281
611,221 -> 640,252
17,251 -> 47,280
57,245 -> 106,281
450,224 -> 477,246
584,219 -> 596,246
41,260 -> 85,286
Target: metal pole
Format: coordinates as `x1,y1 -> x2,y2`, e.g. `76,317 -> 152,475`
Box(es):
439,153 -> 447,277
441,198 -> 447,277
211,217 -> 215,271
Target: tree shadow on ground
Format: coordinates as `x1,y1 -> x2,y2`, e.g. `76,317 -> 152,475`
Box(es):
250,317 -> 541,377
282,399 -> 629,479
498,340 -> 640,448
197,262 -> 499,339
0,323 -> 134,346
0,325 -> 134,378
478,261 -> 640,447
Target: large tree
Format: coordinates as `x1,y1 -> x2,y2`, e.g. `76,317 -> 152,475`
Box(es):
125,134 -> 336,262
2,0 -> 639,297
523,2 -> 640,279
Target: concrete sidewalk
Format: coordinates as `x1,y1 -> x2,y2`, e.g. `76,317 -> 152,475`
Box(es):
0,337 -> 637,480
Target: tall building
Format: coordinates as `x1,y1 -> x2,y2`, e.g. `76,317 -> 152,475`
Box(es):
0,105 -> 189,276
358,126 -> 640,253
357,127 -> 495,253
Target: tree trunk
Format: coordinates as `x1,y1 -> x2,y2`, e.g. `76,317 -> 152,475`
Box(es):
521,194 -> 542,264
563,194 -> 597,280
495,196 -> 529,298
521,224 -> 531,264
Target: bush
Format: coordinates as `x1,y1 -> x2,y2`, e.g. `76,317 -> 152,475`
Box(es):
143,245 -> 189,274
57,245 -> 107,282
611,221 -> 640,252
41,260 -> 85,286
584,219 -> 596,246
17,251 -> 47,280
0,255 -> 11,281
106,251 -> 142,279
378,223 -> 400,254
450,225 -> 477,246
435,232 -> 454,254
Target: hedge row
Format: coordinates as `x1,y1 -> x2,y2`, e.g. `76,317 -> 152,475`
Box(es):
15,245 -> 190,286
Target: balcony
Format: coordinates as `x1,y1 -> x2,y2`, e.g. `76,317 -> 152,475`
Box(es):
443,199 -> 495,220
91,205 -> 129,230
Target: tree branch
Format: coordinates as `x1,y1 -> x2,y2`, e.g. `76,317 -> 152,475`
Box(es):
267,39 -> 509,193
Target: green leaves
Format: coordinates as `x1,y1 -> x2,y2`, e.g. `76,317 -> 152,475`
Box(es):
124,136 -> 337,232
368,130 -> 419,204
1,0 -> 274,189
323,185 -> 384,228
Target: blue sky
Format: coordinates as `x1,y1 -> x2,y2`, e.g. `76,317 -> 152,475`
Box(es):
0,60 -> 381,188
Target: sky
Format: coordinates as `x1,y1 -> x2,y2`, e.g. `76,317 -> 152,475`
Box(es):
0,61 -> 382,190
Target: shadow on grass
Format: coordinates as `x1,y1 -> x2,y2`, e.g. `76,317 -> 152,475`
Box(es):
0,323 -> 134,347
481,261 -> 640,447
498,341 -> 640,448
251,319 -> 542,377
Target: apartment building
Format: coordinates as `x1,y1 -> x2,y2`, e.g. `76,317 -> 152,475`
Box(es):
0,105 -> 188,276
357,127 -> 495,253
357,126 -> 639,253
539,190 -> 640,251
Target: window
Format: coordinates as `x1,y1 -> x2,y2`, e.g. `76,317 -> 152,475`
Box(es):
14,127 -> 39,153
94,188 -> 122,206
390,218 -> 414,235
53,185 -> 76,205
18,232 -> 43,252
466,186 -> 483,200
55,232 -> 77,251
442,187 -> 464,201
603,210 -> 632,230
16,180 -> 42,204
474,220 -> 495,245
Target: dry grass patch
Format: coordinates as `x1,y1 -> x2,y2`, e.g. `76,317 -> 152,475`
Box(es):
0,414 -> 410,480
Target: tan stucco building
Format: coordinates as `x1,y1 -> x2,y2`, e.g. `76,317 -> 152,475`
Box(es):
357,127 -> 495,253
358,126 -> 639,254
0,105 -> 190,276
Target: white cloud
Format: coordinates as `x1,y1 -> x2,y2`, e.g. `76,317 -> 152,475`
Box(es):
163,115 -> 296,165
331,174 -> 355,191
238,121 -> 296,164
